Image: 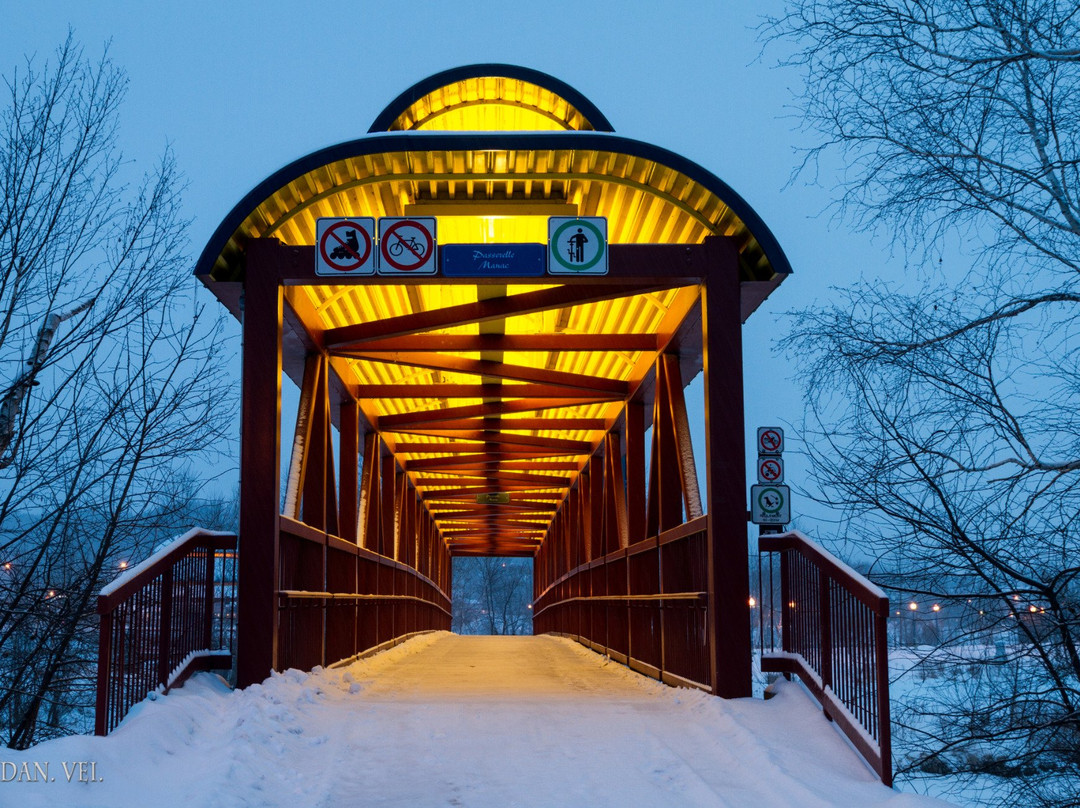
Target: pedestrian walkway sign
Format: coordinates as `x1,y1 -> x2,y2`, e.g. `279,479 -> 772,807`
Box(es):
316,218 -> 376,276
548,217 -> 607,275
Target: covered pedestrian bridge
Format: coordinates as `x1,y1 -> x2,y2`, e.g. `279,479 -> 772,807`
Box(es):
94,66 -> 895,788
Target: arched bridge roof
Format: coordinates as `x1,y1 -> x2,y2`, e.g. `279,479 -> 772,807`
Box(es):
368,64 -> 615,133
194,65 -> 792,304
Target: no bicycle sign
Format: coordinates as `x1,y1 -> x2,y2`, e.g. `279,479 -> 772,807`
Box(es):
378,217 -> 437,275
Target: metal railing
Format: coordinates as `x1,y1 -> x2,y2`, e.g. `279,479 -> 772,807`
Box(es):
758,530 -> 892,786
95,528 -> 237,736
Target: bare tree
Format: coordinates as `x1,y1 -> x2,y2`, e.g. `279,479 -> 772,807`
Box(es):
452,557 -> 532,635
769,2 -> 1080,804
0,35 -> 233,748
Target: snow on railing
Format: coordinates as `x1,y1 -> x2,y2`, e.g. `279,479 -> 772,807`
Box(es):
757,530 -> 893,787
95,528 -> 237,736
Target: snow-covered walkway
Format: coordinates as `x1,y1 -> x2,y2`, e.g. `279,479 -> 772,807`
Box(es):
2,633 -> 952,807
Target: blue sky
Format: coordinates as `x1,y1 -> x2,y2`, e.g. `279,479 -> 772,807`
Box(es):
1,0 -> 904,532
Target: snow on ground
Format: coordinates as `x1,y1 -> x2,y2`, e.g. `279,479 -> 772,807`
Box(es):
0,633 -> 955,807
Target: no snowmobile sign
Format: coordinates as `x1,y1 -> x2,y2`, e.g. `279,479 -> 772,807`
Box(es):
316,217 -> 376,276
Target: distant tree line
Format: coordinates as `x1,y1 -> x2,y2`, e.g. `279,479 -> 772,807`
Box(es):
452,557 -> 532,636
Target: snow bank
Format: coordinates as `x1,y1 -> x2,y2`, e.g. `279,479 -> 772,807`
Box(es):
0,633 -> 955,807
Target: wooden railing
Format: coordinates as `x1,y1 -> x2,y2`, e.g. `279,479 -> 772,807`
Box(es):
276,517 -> 451,671
758,530 -> 892,787
533,516 -> 711,691
95,528 -> 237,736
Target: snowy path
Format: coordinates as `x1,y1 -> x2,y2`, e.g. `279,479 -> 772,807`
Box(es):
1,633 -> 952,807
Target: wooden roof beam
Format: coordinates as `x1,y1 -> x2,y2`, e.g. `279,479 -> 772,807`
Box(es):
324,283 -> 675,347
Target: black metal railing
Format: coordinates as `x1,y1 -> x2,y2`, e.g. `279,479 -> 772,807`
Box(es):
758,530 -> 892,787
95,529 -> 237,736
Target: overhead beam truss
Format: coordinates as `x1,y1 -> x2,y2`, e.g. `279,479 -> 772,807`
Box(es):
237,238 -> 751,699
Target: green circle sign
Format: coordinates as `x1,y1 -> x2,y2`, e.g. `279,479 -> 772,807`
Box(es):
551,219 -> 605,271
757,487 -> 784,515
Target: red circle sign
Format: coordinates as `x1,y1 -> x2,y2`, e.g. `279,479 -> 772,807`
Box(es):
759,458 -> 782,482
380,219 -> 434,272
759,429 -> 782,453
319,221 -> 372,271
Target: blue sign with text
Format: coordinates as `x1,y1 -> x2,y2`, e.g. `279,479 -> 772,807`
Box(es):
441,244 -> 546,277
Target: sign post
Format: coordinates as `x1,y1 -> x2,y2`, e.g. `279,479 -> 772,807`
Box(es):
752,426 -> 789,531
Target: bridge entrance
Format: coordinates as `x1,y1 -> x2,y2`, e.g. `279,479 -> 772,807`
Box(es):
193,65 -> 791,699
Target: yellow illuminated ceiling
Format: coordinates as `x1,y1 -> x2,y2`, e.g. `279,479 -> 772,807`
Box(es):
198,65 -> 792,557
205,147 -> 773,284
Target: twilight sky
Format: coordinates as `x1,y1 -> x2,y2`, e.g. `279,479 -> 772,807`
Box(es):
1,0 -> 906,533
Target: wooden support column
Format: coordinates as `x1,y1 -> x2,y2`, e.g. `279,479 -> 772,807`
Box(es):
237,241 -> 282,688
338,400 -> 360,542
626,401 -> 647,545
359,432 -> 379,550
702,237 -> 752,698
302,358 -> 328,531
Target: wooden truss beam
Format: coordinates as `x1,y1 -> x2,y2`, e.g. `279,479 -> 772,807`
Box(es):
338,352 -> 629,394
341,334 -> 658,352
353,383 -> 624,400
324,283 -> 674,347
376,399 -> 614,428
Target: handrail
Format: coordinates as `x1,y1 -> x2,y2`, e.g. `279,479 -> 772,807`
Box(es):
758,530 -> 892,787
278,589 -> 453,618
95,528 -> 237,736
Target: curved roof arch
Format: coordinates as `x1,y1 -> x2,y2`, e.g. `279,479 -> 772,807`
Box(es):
368,64 -> 615,133
194,130 -> 793,289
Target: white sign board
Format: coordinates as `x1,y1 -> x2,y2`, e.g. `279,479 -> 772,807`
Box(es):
377,217 -> 437,275
757,456 -> 784,484
548,217 -> 607,275
316,217 -> 376,276
751,484 -> 790,525
757,426 -> 784,456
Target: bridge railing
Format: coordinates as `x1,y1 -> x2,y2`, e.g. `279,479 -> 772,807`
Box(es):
95,528 -> 237,736
757,530 -> 892,787
533,515 -> 711,691
276,517 -> 452,671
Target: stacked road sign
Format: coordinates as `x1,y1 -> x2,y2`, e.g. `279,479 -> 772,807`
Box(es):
751,427 -> 790,527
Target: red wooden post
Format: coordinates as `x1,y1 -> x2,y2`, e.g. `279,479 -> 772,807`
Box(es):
94,609 -> 113,736
338,400 -> 360,542
875,602 -> 894,786
237,240 -> 283,688
702,236 -> 752,698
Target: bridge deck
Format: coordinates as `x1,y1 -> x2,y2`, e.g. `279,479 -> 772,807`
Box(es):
11,634 -> 948,807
